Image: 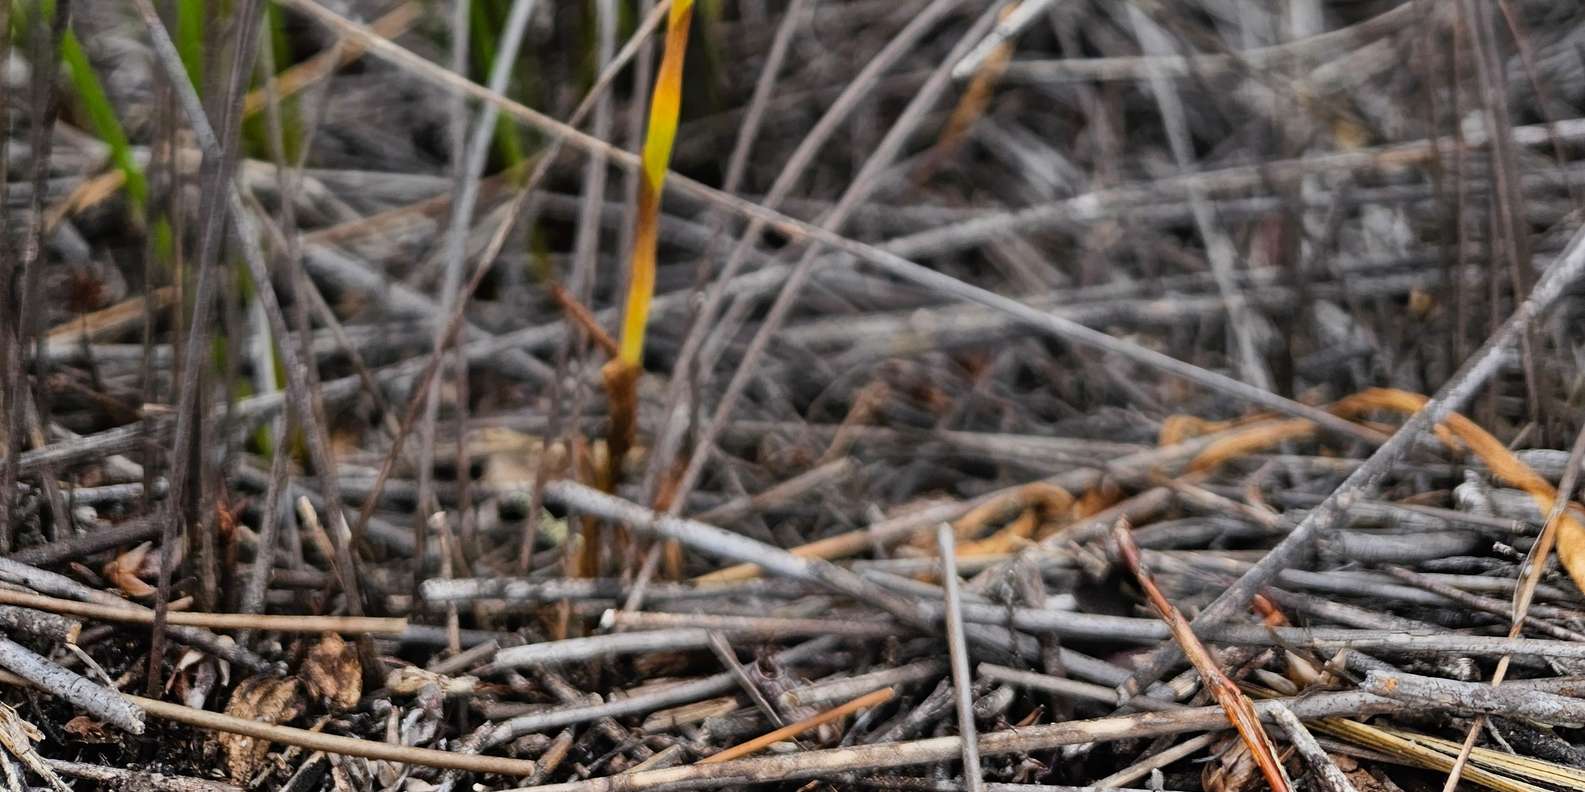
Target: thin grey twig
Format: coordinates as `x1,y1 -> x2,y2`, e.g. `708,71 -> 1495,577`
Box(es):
274,0 -> 1387,446
1269,704 -> 1360,792
507,689 -> 1400,792
544,479 -> 1039,664
706,631 -> 786,729
419,0 -> 540,576
977,664 -> 1181,712
937,524 -> 982,792
129,0 -> 265,694
0,557 -> 273,671
484,638 -> 837,742
1129,4 -> 1271,390
1091,733 -> 1221,789
622,0 -> 974,617
664,1 -> 1030,546
1119,220 -> 1585,698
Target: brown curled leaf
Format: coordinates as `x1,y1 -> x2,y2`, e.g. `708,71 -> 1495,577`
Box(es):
1203,733 -> 1264,792
220,676 -> 304,782
301,633 -> 362,712
63,715 -> 113,744
102,541 -> 157,598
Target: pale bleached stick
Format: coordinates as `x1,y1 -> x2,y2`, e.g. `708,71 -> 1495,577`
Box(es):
1269,704 -> 1360,792
937,523 -> 983,792
0,637 -> 143,734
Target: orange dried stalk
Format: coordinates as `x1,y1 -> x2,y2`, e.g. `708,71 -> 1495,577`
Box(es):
241,2 -> 420,117
1072,479 -> 1122,519
1158,412 -> 1276,447
957,508 -> 1038,557
1348,388 -> 1585,603
917,482 -> 1073,554
698,687 -> 894,765
1182,390 -> 1459,471
548,284 -> 620,359
1189,418 -> 1317,472
697,481 -> 1069,584
1112,522 -> 1294,792
819,382 -> 890,464
913,2 -> 1017,183
1250,593 -> 1286,628
946,489 -> 1030,541
1177,387 -> 1585,594
551,278 -> 629,578
652,459 -> 687,580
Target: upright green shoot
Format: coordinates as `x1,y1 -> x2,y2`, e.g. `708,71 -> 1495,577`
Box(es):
60,30 -> 147,216
175,0 -> 204,88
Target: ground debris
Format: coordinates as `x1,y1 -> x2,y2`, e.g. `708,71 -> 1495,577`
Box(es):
5,0 -> 1585,789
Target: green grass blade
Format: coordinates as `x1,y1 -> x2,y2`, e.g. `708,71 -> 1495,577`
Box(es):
469,0 -> 527,167
60,29 -> 148,214
176,0 -> 204,88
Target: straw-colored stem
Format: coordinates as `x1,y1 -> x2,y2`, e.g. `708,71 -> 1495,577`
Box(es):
0,589 -> 405,634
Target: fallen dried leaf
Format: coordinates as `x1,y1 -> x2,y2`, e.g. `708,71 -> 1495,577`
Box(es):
220,676 -> 304,782
63,716 -> 113,744
301,633 -> 362,712
1331,753 -> 1400,792
102,542 -> 157,598
386,666 -> 477,698
1204,734 -> 1264,792
164,648 -> 208,697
